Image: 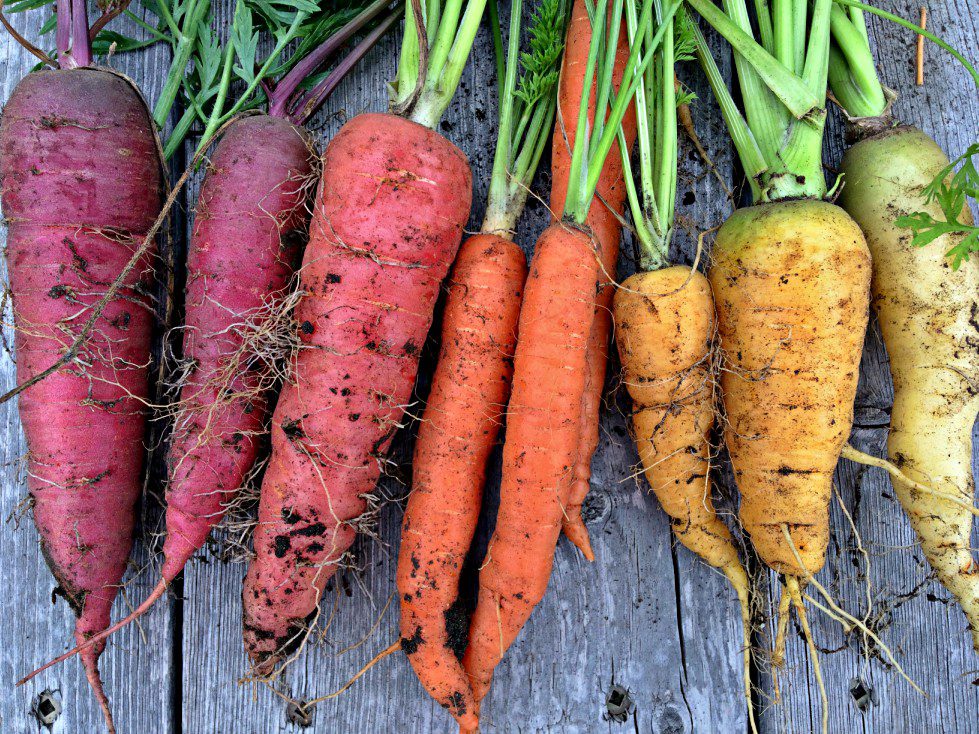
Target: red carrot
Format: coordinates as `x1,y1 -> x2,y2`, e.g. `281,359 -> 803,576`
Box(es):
15,0 -> 399,685
0,4 -> 161,729
242,111 -> 473,673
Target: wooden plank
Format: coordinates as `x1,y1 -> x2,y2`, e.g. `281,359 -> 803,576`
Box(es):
759,2 -> 979,732
0,7 -> 176,734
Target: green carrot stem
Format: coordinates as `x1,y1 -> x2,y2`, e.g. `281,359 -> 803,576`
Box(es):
483,0 -> 565,234
827,4 -> 886,118
688,0 -> 820,119
833,0 -> 979,88
154,0 -> 210,128
690,22 -> 765,201
487,0 -> 505,102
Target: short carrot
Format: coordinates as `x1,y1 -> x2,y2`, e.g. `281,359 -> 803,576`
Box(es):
612,9 -> 755,730
396,0 -> 562,726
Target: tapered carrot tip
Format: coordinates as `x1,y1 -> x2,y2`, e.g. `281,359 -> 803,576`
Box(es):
80,646 -> 116,734
564,517 -> 595,562
457,711 -> 479,731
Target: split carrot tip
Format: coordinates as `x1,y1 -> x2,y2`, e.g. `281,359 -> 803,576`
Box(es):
566,522 -> 595,561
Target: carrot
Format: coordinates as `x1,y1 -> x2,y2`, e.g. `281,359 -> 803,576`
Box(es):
161,115 -> 315,581
395,0 -> 561,726
828,7 -> 979,651
0,4 -> 162,729
398,235 -> 525,728
16,0 -> 401,683
241,0 -> 489,674
612,9 -> 755,730
462,0 -> 680,711
687,3 -> 898,726
552,0 -> 638,562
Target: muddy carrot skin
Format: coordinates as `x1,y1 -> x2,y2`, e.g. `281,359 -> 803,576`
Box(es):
398,234 -> 525,728
242,113 -> 472,673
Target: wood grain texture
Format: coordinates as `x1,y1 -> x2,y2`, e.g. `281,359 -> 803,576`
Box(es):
0,7 -> 176,734
0,1 -> 976,732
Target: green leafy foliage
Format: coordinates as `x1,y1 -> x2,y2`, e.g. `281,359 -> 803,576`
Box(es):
673,6 -> 695,63
896,143 -> 979,270
514,0 -> 564,107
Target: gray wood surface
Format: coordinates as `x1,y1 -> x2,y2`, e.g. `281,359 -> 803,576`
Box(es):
1,1 -> 977,733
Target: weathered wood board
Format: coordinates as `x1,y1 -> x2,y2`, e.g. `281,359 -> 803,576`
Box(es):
1,1 -> 977,733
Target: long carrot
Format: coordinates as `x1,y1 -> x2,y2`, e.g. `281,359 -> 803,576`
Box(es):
828,5 -> 979,653
462,0 -> 680,712
396,0 -> 562,726
241,0 -> 489,675
552,0 -> 638,561
0,6 -> 162,728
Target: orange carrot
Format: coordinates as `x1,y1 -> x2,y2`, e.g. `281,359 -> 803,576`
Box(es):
397,234 -> 525,729
550,0 -> 638,561
396,2 -> 561,724
461,222 -> 598,704
462,0 -> 677,713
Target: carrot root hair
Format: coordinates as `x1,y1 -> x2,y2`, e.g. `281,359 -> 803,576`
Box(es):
18,579 -> 170,686
780,524 -> 924,696
300,641 -> 400,707
841,444 -> 979,517
785,576 -> 827,734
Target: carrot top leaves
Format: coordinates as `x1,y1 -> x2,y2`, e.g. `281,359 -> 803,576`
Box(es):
171,0 -> 397,160
619,5 -> 694,271
896,143 -> 979,270
389,0 -> 489,128
482,0 -> 567,236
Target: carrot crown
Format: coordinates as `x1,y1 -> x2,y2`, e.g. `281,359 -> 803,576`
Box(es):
390,0 -> 490,128
481,0 -> 567,236
561,0 -> 681,225
687,0 -> 831,202
619,4 -> 694,272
